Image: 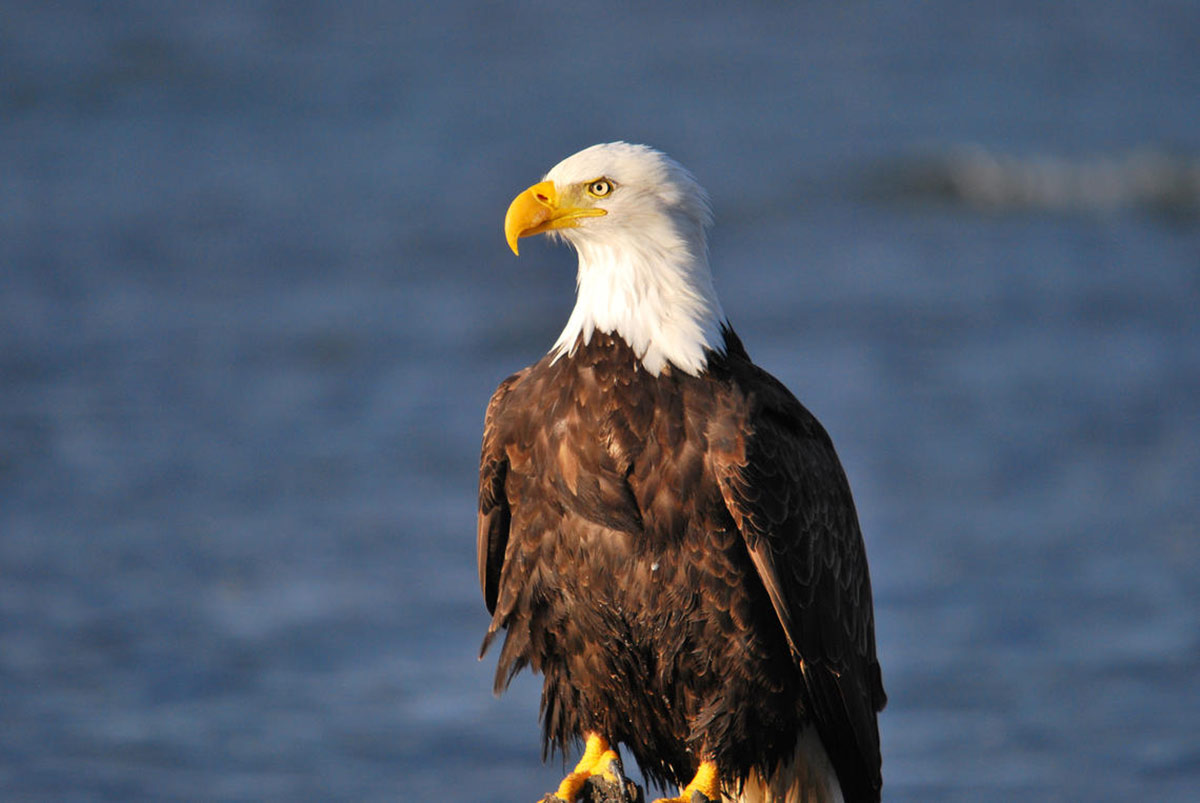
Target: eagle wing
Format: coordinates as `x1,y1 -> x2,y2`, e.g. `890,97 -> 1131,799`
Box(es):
711,369 -> 886,800
478,370 -> 524,615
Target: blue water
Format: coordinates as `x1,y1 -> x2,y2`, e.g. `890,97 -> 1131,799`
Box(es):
2,2 -> 1198,800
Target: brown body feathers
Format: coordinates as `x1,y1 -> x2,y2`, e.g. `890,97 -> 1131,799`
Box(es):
479,329 -> 885,801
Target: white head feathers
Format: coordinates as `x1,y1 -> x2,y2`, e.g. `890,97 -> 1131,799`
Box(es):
542,142 -> 726,376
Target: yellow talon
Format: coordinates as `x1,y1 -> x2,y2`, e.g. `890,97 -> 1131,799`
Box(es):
652,759 -> 721,803
551,733 -> 620,801
594,749 -> 621,783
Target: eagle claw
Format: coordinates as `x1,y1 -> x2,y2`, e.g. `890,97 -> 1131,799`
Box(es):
543,733 -> 639,802
540,772 -> 644,803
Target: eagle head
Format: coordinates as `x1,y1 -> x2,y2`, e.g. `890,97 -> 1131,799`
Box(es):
503,142 -> 725,377
504,142 -> 713,256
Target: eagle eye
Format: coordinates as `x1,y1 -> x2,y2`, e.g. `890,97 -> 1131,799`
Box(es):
586,179 -> 614,198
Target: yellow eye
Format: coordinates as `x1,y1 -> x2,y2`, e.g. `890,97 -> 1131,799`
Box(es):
586,178 -> 614,198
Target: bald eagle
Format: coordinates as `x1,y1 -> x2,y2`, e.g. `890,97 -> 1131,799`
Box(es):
479,143 -> 885,803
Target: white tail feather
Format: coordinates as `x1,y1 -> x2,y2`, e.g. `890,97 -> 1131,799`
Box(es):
726,726 -> 843,803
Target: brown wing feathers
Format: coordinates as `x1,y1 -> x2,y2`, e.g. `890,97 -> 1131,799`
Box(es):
712,364 -> 885,801
478,371 -> 523,615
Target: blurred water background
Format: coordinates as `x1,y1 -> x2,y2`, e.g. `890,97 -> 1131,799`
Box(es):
2,2 -> 1198,800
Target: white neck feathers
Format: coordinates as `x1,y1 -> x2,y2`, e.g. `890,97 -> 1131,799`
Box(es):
549,219 -> 725,377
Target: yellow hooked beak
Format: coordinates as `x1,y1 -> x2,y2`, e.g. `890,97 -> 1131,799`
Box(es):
504,180 -> 607,255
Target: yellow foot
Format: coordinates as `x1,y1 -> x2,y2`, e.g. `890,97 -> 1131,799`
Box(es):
548,732 -> 622,801
652,759 -> 721,803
